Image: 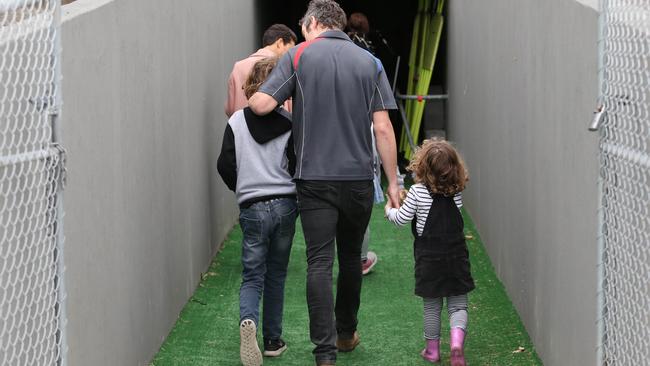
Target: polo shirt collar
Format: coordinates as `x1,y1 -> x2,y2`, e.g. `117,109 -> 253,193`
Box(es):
317,30 -> 351,41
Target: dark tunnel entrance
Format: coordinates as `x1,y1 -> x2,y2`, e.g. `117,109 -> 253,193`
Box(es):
253,0 -> 449,161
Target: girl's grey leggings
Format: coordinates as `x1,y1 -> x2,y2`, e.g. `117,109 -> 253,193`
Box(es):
423,294 -> 468,340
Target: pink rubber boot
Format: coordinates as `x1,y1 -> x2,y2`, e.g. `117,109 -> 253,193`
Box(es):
450,328 -> 467,366
420,339 -> 440,363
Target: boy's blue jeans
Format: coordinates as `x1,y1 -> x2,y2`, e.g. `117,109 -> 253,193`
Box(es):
239,197 -> 297,341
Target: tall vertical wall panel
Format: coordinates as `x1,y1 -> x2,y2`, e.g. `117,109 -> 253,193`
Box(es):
59,0 -> 257,364
447,1 -> 599,365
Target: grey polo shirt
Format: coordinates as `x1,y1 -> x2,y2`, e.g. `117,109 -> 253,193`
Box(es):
258,30 -> 397,181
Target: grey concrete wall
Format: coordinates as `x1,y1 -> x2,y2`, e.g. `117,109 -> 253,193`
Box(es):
60,0 -> 257,364
447,1 -> 599,365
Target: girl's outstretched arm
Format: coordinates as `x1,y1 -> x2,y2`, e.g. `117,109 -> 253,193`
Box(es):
385,187 -> 418,226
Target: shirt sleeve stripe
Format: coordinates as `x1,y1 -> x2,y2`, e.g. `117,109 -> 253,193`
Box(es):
270,73 -> 296,97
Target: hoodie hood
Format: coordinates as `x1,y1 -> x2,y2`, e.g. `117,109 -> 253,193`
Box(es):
243,107 -> 292,144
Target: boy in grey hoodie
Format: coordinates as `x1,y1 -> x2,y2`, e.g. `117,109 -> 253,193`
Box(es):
217,58 -> 296,366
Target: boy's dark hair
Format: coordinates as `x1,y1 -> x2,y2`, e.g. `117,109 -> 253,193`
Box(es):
262,24 -> 297,47
243,57 -> 278,99
407,139 -> 469,196
300,0 -> 347,31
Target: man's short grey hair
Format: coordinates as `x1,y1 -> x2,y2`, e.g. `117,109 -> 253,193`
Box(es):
300,0 -> 347,31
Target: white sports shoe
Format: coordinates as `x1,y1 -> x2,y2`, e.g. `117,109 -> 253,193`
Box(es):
240,319 -> 262,366
362,251 -> 378,275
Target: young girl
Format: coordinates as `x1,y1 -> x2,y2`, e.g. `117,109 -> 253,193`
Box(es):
385,139 -> 475,366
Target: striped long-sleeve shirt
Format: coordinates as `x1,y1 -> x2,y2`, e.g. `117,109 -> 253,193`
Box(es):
386,183 -> 462,236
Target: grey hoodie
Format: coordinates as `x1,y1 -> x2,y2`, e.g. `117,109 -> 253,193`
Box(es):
217,107 -> 296,208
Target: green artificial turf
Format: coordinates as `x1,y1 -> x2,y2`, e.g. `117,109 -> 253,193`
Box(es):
152,204 -> 542,365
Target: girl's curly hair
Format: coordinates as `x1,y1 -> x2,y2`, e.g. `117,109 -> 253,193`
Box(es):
407,139 -> 469,196
243,57 -> 278,99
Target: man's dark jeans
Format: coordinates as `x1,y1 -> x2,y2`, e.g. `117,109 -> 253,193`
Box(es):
296,180 -> 374,364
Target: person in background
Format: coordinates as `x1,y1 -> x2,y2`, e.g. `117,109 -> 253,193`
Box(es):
348,12 -> 381,276
218,58 -> 297,366
225,24 -> 296,117
348,12 -> 406,276
346,12 -> 397,81
385,139 -> 474,366
248,1 -> 400,365
347,12 -> 375,53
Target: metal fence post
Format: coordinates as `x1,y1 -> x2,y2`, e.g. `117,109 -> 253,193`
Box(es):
594,2 -> 606,365
52,1 -> 68,364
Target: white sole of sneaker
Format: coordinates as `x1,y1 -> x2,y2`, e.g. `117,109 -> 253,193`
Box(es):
240,319 -> 262,366
263,344 -> 287,357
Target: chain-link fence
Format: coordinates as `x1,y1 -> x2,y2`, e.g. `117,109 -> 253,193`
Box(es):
0,0 -> 66,365
598,1 -> 650,365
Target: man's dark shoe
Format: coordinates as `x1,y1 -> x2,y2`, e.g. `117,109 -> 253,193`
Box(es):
263,338 -> 287,357
336,331 -> 360,352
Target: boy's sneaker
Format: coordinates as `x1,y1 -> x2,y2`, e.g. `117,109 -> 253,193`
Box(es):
240,319 -> 262,366
263,338 -> 287,357
362,251 -> 378,275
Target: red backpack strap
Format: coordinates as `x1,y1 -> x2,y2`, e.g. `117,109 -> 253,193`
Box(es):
293,38 -> 325,70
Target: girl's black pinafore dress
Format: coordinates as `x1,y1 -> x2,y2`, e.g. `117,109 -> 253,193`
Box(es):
412,192 -> 475,298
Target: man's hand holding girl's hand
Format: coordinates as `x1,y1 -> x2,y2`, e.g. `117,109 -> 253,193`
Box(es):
385,188 -> 410,218
386,183 -> 400,209
384,183 -> 402,218
384,200 -> 392,218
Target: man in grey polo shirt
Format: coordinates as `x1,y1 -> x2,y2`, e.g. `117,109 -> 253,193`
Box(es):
249,1 -> 400,364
